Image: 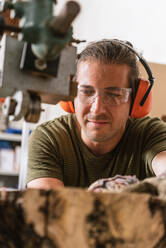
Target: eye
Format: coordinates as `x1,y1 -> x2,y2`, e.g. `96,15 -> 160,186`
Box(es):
105,91 -> 121,98
80,89 -> 95,96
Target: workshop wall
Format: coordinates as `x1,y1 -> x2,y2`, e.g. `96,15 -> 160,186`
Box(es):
41,0 -> 166,123
71,0 -> 166,64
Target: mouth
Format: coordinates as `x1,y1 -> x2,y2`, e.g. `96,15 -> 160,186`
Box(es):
87,120 -> 110,126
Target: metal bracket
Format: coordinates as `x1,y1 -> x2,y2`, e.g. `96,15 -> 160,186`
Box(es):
0,34 -> 77,104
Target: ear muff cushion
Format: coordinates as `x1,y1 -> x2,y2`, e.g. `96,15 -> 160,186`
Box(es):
130,79 -> 152,118
59,101 -> 75,113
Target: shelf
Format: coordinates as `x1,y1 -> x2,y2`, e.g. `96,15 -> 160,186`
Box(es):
0,170 -> 19,176
0,171 -> 19,176
0,132 -> 22,142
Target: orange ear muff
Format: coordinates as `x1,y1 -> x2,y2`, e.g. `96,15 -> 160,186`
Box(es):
130,79 -> 152,118
59,101 -> 75,113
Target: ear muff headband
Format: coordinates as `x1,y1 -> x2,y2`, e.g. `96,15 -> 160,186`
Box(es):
117,41 -> 155,106
59,41 -> 155,117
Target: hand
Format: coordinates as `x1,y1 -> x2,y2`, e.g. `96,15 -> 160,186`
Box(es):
88,175 -> 139,193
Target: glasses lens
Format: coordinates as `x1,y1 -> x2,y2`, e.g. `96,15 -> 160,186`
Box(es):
77,85 -> 132,105
104,88 -> 131,105
78,86 -> 95,97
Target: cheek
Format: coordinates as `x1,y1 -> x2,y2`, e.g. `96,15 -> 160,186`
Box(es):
74,97 -> 87,120
74,97 -> 80,113
109,103 -> 130,122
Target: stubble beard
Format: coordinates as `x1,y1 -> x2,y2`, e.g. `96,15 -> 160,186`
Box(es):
82,124 -> 116,143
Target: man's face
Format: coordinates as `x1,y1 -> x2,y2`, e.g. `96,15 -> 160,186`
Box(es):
74,60 -> 131,149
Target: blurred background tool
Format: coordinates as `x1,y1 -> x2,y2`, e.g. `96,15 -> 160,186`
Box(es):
0,0 -> 82,129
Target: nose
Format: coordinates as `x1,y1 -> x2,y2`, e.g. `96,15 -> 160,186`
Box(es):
90,94 -> 107,114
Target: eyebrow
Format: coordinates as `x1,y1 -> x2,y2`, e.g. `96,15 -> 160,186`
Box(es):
79,85 -> 122,91
79,85 -> 93,89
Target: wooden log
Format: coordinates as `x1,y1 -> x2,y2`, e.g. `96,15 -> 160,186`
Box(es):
0,176 -> 166,247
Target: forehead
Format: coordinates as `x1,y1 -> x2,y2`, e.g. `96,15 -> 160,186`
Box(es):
77,60 -> 130,88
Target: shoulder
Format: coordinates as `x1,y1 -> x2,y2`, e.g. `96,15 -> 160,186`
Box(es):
126,116 -> 166,138
29,114 -> 77,143
36,113 -> 75,132
128,116 -> 165,129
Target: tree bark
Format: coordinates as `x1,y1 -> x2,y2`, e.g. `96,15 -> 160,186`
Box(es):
0,176 -> 166,247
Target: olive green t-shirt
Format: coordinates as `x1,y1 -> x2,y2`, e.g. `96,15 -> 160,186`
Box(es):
27,114 -> 166,187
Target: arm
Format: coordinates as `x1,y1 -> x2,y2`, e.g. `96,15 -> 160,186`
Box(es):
27,177 -> 64,190
152,150 -> 166,176
27,125 -> 65,190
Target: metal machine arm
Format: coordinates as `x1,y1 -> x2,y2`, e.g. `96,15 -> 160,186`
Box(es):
0,0 -> 82,128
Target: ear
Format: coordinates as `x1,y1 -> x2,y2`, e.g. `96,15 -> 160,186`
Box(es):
59,101 -> 75,113
130,79 -> 152,118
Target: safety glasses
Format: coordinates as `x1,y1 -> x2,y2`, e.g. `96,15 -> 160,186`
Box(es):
77,85 -> 132,106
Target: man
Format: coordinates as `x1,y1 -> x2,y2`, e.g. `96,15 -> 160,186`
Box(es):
27,39 -> 166,190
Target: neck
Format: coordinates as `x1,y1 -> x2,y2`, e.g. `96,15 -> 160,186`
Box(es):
89,143 -> 116,156
82,135 -> 121,156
